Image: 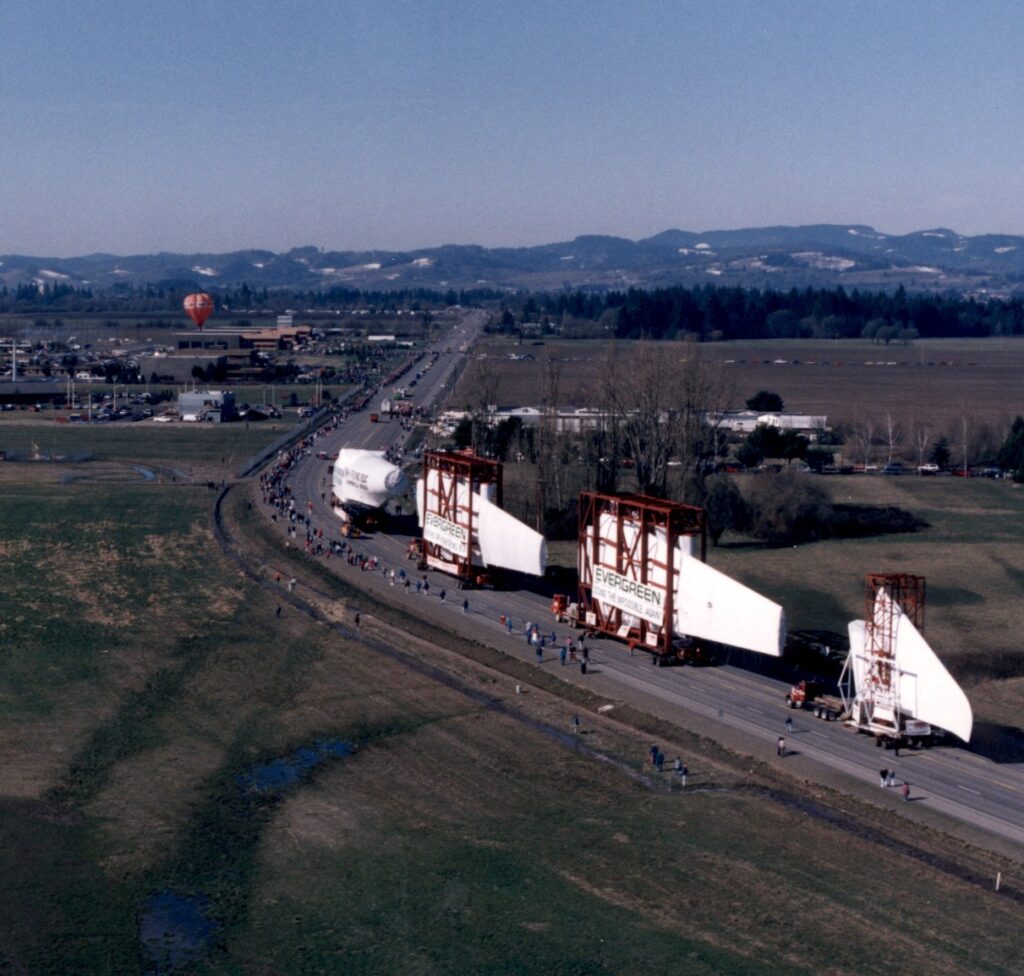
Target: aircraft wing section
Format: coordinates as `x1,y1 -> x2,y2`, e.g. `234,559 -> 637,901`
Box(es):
893,604 -> 973,742
476,494 -> 547,576
674,554 -> 785,656
846,619 -> 870,691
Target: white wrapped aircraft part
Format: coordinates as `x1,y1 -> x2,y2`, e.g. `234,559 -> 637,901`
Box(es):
847,619 -> 868,688
848,592 -> 973,742
476,494 -> 547,576
416,473 -> 546,576
583,513 -> 784,656
333,449 -> 409,511
674,554 -> 785,656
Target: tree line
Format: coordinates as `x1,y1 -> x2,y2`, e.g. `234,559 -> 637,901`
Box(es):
0,282 -> 504,315
522,284 -> 1024,341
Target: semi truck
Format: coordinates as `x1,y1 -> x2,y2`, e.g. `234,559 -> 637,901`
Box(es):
785,680 -> 846,721
785,678 -> 936,748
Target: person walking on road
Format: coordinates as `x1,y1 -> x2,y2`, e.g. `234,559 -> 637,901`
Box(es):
888,768 -> 897,788
880,768 -> 888,787
902,781 -> 911,802
439,588 -> 446,605
777,736 -> 786,757
462,598 -> 469,614
785,716 -> 793,734
559,644 -> 567,666
681,761 -> 688,787
535,644 -> 543,667
354,611 -> 360,627
571,714 -> 580,735
506,616 -> 513,633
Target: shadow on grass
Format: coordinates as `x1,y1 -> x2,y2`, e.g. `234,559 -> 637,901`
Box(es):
965,721 -> 1024,764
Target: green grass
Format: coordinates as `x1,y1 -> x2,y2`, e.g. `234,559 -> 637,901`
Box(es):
2,472 -> 1023,975
713,474 -> 1024,693
0,421 -> 284,466
0,485 -> 223,721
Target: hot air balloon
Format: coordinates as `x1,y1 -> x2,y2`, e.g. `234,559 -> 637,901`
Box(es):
183,293 -> 214,331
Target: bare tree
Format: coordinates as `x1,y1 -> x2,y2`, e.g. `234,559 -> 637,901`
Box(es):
537,358 -> 564,516
961,414 -> 970,476
848,417 -> 876,468
603,340 -> 732,499
463,357 -> 498,454
912,420 -> 931,471
884,412 -> 903,464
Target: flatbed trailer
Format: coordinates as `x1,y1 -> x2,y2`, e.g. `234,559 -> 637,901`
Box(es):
785,680 -> 847,721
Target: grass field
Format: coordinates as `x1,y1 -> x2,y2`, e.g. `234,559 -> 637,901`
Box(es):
1,460 -> 1022,973
0,420 -> 285,479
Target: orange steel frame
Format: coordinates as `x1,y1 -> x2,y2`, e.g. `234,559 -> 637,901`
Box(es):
577,490 -> 706,657
420,449 -> 502,582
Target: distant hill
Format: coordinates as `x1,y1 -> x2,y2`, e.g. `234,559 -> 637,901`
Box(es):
4,225 -> 1024,295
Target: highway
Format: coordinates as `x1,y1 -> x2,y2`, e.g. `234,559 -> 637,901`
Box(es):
271,308 -> 1024,854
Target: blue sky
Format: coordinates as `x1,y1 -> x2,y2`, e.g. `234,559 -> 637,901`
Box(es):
2,1 -> 1023,254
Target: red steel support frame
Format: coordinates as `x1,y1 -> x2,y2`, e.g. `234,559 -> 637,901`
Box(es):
863,572 -> 925,704
577,490 -> 706,657
420,449 -> 502,583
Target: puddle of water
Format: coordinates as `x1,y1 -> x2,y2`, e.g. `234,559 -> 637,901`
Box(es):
140,890 -> 219,973
139,740 -> 355,970
237,739 -> 354,795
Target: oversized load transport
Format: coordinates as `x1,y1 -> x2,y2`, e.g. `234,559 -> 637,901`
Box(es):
332,448 -> 409,515
843,574 -> 972,744
574,491 -> 785,662
416,450 -> 546,585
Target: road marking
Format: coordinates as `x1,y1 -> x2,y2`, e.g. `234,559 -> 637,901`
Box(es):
958,785 -> 982,796
808,730 -> 829,739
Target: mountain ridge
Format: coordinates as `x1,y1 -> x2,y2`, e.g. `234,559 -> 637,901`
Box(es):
3,224 -> 1024,295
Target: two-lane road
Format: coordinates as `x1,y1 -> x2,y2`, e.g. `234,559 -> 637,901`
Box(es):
272,310 -> 1024,853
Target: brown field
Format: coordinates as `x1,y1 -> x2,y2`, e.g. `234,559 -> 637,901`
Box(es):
456,335 -> 1024,436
